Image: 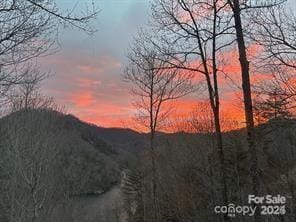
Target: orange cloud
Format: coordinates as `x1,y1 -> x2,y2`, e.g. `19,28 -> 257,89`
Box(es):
72,91 -> 94,107
42,40 -> 284,133
72,102 -> 135,128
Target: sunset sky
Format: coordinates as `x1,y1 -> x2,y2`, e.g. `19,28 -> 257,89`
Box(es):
40,0 -> 296,129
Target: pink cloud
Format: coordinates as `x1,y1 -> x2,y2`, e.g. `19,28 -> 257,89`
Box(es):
72,91 -> 95,107
75,78 -> 102,87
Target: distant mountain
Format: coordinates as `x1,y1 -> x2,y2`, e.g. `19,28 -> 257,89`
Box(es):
2,109 -> 295,197
0,109 -> 146,197
63,114 -> 147,154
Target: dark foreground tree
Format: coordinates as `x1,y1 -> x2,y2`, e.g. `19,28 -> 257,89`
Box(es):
150,1 -> 235,220
226,0 -> 286,221
250,4 -> 296,69
0,0 -> 97,96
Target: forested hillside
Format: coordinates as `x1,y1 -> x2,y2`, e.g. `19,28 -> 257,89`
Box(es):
0,109 -> 296,222
121,118 -> 296,222
0,109 -> 141,222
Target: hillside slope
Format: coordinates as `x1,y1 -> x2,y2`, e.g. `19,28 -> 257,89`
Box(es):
0,109 -> 124,195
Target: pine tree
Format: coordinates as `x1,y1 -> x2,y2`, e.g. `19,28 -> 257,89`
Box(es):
254,91 -> 293,123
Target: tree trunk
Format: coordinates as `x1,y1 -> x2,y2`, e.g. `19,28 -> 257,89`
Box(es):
150,131 -> 158,222
213,108 -> 229,222
231,0 -> 260,221
203,45 -> 229,221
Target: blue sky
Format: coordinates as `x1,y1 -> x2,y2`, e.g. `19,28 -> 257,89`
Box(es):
41,0 -> 149,127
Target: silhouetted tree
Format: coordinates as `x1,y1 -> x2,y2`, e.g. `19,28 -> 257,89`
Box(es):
0,0 -> 97,95
150,1 -> 236,220
254,87 -> 293,123
125,32 -> 193,222
250,4 -> 296,69
226,1 -> 286,220
6,65 -> 54,111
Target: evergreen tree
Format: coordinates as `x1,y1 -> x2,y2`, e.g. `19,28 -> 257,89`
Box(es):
254,90 -> 293,123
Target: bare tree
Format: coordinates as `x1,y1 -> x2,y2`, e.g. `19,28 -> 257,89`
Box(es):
226,1 -> 286,221
149,1 -> 236,220
248,3 -> 296,123
125,33 -> 193,222
6,65 -> 54,112
227,1 -> 260,210
0,0 -> 98,95
250,4 -> 296,69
